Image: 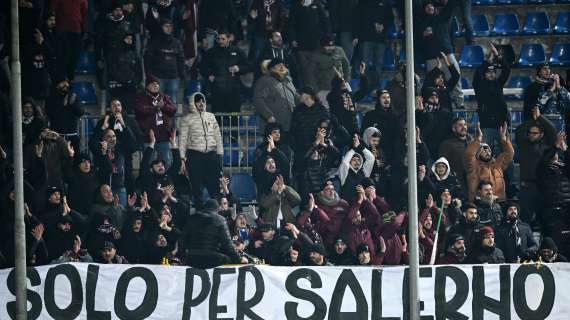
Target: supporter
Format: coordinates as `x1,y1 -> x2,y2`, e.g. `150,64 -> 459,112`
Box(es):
180,0 -> 199,64
464,122 -> 513,202
307,243 -> 333,266
89,185 -> 128,233
473,181 -> 502,227
230,212 -> 256,246
362,127 -> 391,197
467,226 -> 505,264
98,241 -> 129,264
423,53 -> 459,112
515,107 -> 556,223
356,244 -> 380,266
135,75 -> 177,168
418,201 -> 438,264
307,35 -> 350,92
473,44 -> 511,151
51,234 -> 93,263
417,0 -> 463,109
436,233 -> 466,264
299,127 -> 341,197
378,210 -> 407,265
97,99 -> 143,147
178,92 -> 223,206
21,97 -> 46,146
328,237 -> 357,266
216,176 -> 241,219
524,63 -> 570,121
38,186 -> 87,234
438,117 -> 471,186
536,146 -> 570,237
257,31 -> 296,79
45,215 -> 81,262
248,223 -> 279,263
119,215 -> 150,264
39,12 -> 63,81
106,33 -> 143,113
338,135 -> 374,201
200,29 -> 250,113
495,202 -> 537,263
121,0 -> 144,54
96,2 -> 132,65
27,223 -> 50,266
416,88 -> 454,156
362,90 -> 406,167
430,157 -> 464,201
145,0 -> 177,40
45,78 -> 85,149
539,237 -> 568,263
248,0 -> 284,61
344,189 -> 383,265
254,123 -> 293,178
311,179 -> 349,249
448,203 -> 480,252
288,0 -> 330,86
353,0 -> 393,83
145,19 -> 185,105
259,175 -> 301,228
329,0 -> 358,63
22,29 -> 54,107
253,58 -> 297,136
295,192 -> 329,245
438,188 -> 463,227
327,63 -> 368,135
24,128 -> 71,189
50,0 -> 88,80
254,134 -> 292,196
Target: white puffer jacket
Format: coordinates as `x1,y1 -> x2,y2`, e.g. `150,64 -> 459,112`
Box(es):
178,92 -> 223,157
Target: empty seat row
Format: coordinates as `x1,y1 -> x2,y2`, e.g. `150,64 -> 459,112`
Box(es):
459,43 -> 570,68
473,0 -> 568,5
461,12 -> 567,36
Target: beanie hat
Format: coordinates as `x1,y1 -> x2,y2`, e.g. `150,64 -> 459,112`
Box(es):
268,57 -> 285,70
309,243 -> 327,255
540,237 -> 558,252
150,159 -> 166,167
320,34 -> 335,47
361,177 -> 375,189
103,241 -> 116,250
447,233 -> 464,248
321,178 -> 336,191
146,74 -> 160,87
503,201 -> 519,216
299,86 -> 317,99
74,152 -> 92,167
356,243 -> 370,255
479,226 -> 494,238
46,186 -> 63,198
422,86 -> 439,101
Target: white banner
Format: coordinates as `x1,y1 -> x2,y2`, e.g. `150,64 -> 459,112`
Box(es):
0,263 -> 568,319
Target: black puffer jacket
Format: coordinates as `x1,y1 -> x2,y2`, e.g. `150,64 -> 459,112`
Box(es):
180,202 -> 241,263
288,1 -> 330,50
200,44 -> 250,91
473,60 -> 511,129
107,40 -> 142,86
537,149 -> 570,209
290,103 -> 331,155
327,74 -> 369,135
362,105 -> 406,166
467,245 -> 505,264
495,218 -> 538,263
145,31 -> 185,80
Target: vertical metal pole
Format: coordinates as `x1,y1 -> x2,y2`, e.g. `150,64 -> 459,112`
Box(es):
404,0 -> 420,317
11,0 -> 28,319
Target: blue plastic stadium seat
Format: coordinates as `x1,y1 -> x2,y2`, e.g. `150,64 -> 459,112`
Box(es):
452,17 -> 464,37
75,51 -> 96,75
506,76 -> 531,100
185,80 -> 202,98
383,47 -> 396,71
555,12 -> 570,34
472,0 -> 496,5
71,82 -> 97,105
229,172 -> 257,203
461,78 -> 474,102
223,143 -> 239,166
492,13 -> 520,35
472,14 -> 491,37
523,12 -> 551,35
550,43 -> 570,66
386,23 -> 403,39
518,44 -> 546,67
459,45 -> 484,69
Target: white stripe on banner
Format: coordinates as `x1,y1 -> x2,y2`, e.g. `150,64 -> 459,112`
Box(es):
0,263 -> 568,319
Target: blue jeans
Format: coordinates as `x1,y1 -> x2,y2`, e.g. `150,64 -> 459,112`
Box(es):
157,78 -> 180,106
360,41 -> 386,82
338,32 -> 355,62
143,141 -> 173,170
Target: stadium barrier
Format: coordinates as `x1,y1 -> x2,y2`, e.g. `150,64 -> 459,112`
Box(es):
0,262 -> 567,319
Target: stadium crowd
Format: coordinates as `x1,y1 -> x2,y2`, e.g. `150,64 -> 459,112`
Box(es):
0,0 -> 569,269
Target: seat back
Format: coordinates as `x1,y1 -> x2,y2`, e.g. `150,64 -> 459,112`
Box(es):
523,12 -> 551,34
518,44 -> 546,67
492,13 -> 520,35
71,81 -> 98,105
459,45 -> 484,68
75,51 -> 96,75
555,12 -> 570,34
472,14 -> 491,36
550,43 -> 570,66
230,173 -> 257,203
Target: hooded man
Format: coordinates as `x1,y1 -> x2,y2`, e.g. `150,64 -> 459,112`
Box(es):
22,29 -> 54,104
200,29 -> 251,113
539,237 -> 568,263
436,233 -> 466,264
119,215 -> 150,264
416,87 -> 454,156
344,190 -> 383,265
307,243 -> 333,266
45,214 -> 80,262
495,202 -> 538,263
338,134 -> 375,201
134,74 -> 177,168
377,210 -> 407,265
254,57 -> 298,135
329,236 -> 357,265
99,241 -> 128,264
144,19 -> 185,104
464,122 -> 513,202
467,226 -> 505,264
438,117 -> 471,186
362,127 -> 391,197
181,199 -> 247,268
430,157 -> 464,200
178,92 -> 223,207
21,97 -> 46,146
327,63 -> 368,135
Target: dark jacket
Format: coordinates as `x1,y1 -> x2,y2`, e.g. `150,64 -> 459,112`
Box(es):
524,78 -> 570,120
107,40 -> 143,86
90,126 -> 136,190
416,108 -> 453,157
474,197 -> 503,227
416,2 -> 455,59
467,245 -> 505,264
136,145 -> 183,207
181,205 -> 241,263
515,116 -> 556,182
22,41 -> 54,100
423,65 -> 460,112
96,14 -> 132,61
327,74 -> 369,135
45,90 -> 84,135
145,31 -> 185,80
198,0 -> 237,35
329,0 -> 358,33
200,44 -> 251,92
495,218 -> 538,262
248,0 -> 283,36
448,218 -> 481,254
362,105 -> 406,167
536,149 -> 570,209
438,135 -> 471,186
288,1 -> 330,50
63,162 -> 99,219
290,102 -> 331,156
354,0 -> 393,43
473,60 -> 511,129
